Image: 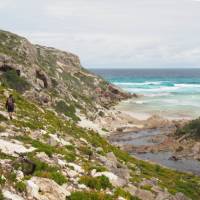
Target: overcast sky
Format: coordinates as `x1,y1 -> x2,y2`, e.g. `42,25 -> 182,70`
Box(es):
0,0 -> 200,68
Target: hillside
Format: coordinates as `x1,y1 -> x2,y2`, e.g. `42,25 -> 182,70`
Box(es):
0,30 -> 200,200
0,30 -> 130,122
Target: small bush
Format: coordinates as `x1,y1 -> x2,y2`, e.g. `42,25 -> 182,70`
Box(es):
50,172 -> 67,185
0,190 -> 4,200
32,158 -> 67,185
1,70 -> 30,92
114,188 -> 140,200
78,146 -> 93,157
55,100 -> 80,122
79,175 -> 112,190
67,191 -> 113,200
0,175 -> 6,185
0,114 -> 7,122
15,181 -> 26,193
0,125 -> 6,132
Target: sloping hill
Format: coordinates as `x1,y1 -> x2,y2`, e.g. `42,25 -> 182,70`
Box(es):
0,30 -> 130,121
0,30 -> 200,200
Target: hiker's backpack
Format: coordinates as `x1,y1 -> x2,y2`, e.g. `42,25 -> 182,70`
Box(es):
7,97 -> 14,108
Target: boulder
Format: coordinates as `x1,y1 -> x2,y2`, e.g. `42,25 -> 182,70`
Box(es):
67,163 -> 84,173
0,139 -> 35,157
135,189 -> 155,200
2,190 -> 25,200
192,142 -> 200,154
93,171 -> 126,187
26,177 -> 70,200
48,134 -> 71,147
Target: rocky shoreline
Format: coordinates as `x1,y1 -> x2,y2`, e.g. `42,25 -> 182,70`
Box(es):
100,107 -> 200,175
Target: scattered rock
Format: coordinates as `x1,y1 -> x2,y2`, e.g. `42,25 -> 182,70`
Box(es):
93,171 -> 126,187
68,163 -> 84,174
0,139 -> 35,157
16,170 -> 24,181
2,190 -> 25,200
48,134 -> 71,147
26,177 -> 69,200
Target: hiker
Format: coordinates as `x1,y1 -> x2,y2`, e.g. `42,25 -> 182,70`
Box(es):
5,94 -> 15,120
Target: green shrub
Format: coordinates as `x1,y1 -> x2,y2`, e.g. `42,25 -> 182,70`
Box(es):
1,70 -> 30,92
67,191 -> 113,200
0,190 -> 4,200
0,114 -> 7,122
50,172 -> 67,185
114,188 -> 140,200
15,181 -> 26,193
30,158 -> 67,185
0,175 -> 6,185
0,125 -> 6,132
176,118 -> 200,137
79,175 -> 112,190
78,146 -> 93,157
55,100 -> 80,122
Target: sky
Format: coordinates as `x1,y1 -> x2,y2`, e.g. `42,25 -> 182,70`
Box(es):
0,0 -> 200,68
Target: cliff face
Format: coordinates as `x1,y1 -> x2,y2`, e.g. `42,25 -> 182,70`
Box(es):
0,30 -> 130,121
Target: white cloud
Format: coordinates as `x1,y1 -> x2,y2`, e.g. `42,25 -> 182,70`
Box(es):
0,0 -> 200,68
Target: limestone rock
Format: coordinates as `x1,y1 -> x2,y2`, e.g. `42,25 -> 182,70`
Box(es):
2,190 -> 25,200
26,177 -> 69,200
93,171 -> 126,187
0,139 -> 35,157
68,163 -> 84,174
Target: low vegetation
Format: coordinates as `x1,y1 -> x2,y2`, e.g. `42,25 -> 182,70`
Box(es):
176,118 -> 200,137
55,100 -> 80,122
67,191 -> 113,200
0,70 -> 30,92
79,175 -> 112,190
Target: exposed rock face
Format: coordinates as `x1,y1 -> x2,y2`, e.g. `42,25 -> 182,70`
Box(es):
26,177 -> 70,200
0,30 -> 131,120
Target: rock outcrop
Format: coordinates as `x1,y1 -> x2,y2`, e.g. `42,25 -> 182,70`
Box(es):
0,30 -> 131,121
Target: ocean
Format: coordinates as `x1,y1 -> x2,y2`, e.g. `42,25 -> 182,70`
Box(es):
91,68 -> 200,119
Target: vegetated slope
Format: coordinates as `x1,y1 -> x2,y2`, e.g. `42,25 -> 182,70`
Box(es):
0,30 -> 130,121
176,118 -> 200,137
0,30 -> 200,200
0,86 -> 200,200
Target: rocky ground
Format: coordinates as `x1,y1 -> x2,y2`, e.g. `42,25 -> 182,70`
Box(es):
0,88 -> 195,200
0,29 -> 200,200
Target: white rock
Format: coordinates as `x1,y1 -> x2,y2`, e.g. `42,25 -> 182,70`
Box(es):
117,197 -> 126,200
93,171 -> 126,187
67,170 -> 78,178
96,147 -> 103,153
78,184 -> 88,189
3,190 -> 25,200
80,138 -> 88,144
91,169 -> 97,176
0,139 -> 35,157
26,177 -> 69,200
16,170 -> 24,181
68,163 -> 84,173
48,134 -> 60,146
48,134 -> 71,147
57,159 -> 67,168
94,171 -> 118,180
27,179 -> 40,198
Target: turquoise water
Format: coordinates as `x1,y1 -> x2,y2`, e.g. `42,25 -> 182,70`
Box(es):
91,69 -> 200,119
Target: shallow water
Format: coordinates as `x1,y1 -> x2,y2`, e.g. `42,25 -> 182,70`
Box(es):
134,152 -> 200,175
110,129 -> 200,175
111,129 -> 164,147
